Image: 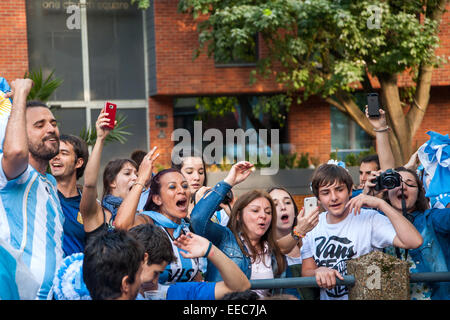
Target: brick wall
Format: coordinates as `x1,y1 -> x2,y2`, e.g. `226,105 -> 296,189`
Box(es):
152,0 -> 282,96
0,0 -> 28,82
287,96 -> 332,165
412,86 -> 450,148
148,96 -> 174,167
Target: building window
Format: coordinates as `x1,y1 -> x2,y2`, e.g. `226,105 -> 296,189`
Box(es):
330,101 -> 374,160
26,0 -> 148,167
26,0 -> 84,101
173,96 -> 289,164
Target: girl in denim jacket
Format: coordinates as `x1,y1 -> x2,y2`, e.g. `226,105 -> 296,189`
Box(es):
190,161 -> 317,298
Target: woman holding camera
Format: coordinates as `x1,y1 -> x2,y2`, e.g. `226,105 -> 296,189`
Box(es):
363,106 -> 450,300
360,167 -> 449,299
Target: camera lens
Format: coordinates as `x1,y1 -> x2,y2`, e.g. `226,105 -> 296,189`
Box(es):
109,105 -> 113,109
384,177 -> 397,189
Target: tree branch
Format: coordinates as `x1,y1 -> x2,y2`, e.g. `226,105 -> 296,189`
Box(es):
325,96 -> 347,114
334,91 -> 376,138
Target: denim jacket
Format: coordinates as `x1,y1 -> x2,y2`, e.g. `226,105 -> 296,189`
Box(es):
408,208 -> 450,300
190,181 -> 296,296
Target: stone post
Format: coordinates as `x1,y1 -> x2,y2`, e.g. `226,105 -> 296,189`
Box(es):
347,250 -> 410,300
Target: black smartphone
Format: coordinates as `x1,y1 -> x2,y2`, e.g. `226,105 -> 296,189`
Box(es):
367,93 -> 381,117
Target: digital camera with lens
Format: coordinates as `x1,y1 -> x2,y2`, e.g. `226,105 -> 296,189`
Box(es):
372,169 -> 401,191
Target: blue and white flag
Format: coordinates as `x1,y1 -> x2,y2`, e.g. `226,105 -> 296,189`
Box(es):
418,131 -> 450,208
0,77 -> 12,153
53,253 -> 91,300
0,77 -> 12,154
0,239 -> 40,300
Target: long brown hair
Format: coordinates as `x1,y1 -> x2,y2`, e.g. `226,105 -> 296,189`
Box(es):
227,190 -> 286,275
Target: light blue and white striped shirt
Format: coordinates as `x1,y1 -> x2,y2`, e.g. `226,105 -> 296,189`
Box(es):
0,155 -> 64,300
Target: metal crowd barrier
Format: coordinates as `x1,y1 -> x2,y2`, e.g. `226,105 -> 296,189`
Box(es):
250,272 -> 450,289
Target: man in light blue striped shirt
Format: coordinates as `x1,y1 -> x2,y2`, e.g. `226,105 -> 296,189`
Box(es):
0,79 -> 64,300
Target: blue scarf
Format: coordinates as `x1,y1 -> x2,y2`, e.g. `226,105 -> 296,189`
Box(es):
141,210 -> 190,239
102,195 -> 123,221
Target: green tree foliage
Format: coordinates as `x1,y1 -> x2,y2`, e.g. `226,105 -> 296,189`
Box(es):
131,0 -> 151,9
178,0 -> 449,164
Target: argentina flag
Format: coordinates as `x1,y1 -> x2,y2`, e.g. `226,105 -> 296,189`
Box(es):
0,77 -> 12,154
418,131 -> 450,208
0,239 -> 40,300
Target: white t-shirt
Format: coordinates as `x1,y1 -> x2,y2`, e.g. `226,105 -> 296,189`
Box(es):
301,208 -> 397,300
243,241 -> 274,298
250,252 -> 273,298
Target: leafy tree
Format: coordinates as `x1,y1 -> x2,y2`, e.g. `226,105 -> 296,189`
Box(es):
131,0 -> 151,9
177,0 -> 449,165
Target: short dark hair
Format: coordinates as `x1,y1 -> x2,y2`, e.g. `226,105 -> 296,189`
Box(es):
26,100 -> 50,109
221,290 -> 259,300
311,164 -> 354,198
102,159 -> 138,199
360,154 -> 380,170
60,134 -> 89,180
130,149 -> 147,168
129,223 -> 176,266
82,229 -> 145,300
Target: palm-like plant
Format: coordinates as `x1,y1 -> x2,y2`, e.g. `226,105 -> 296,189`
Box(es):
79,113 -> 132,147
24,68 -> 63,102
24,68 -> 132,147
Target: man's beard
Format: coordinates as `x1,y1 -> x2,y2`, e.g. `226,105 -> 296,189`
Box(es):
29,138 -> 60,162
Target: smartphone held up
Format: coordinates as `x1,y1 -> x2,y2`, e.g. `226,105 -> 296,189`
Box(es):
103,102 -> 117,130
367,93 -> 381,118
304,196 -> 318,216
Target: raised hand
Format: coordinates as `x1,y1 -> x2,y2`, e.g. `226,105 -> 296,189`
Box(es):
404,150 -> 419,170
223,161 -> 254,187
137,146 -> 159,184
362,170 -> 386,196
365,105 -> 388,130
95,109 -> 115,141
8,79 -> 34,100
173,232 -> 213,259
345,194 -> 383,215
294,207 -> 320,236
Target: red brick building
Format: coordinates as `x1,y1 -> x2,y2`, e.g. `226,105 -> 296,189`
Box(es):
1,0 -> 449,170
